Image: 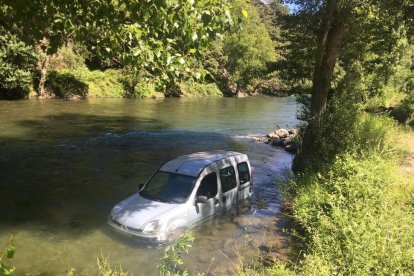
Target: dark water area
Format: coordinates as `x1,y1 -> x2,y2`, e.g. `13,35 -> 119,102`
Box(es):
0,96 -> 297,275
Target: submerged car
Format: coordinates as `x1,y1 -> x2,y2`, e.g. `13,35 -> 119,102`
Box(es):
108,150 -> 253,242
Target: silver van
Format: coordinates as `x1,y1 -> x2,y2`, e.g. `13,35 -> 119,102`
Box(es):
108,150 -> 253,242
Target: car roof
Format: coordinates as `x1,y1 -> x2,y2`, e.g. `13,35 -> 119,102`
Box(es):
159,150 -> 246,177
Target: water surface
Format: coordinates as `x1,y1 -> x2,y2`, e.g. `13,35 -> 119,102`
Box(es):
0,96 -> 297,275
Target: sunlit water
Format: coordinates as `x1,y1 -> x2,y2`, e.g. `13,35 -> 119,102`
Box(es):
0,96 -> 298,275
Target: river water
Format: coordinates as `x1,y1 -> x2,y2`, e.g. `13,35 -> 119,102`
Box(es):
0,96 -> 298,275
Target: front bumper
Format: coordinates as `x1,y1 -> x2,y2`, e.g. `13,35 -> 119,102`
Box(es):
107,218 -> 167,242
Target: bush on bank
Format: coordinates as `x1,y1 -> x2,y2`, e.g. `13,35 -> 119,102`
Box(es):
0,29 -> 37,100
242,114 -> 414,275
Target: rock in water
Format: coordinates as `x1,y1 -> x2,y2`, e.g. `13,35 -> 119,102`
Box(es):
275,129 -> 289,138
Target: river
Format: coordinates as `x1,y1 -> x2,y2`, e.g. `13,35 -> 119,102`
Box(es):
0,96 -> 298,275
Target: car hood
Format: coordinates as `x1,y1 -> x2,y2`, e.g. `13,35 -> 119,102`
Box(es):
110,193 -> 177,230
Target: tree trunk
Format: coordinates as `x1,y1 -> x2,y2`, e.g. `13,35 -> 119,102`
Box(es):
292,0 -> 347,172
37,55 -> 50,98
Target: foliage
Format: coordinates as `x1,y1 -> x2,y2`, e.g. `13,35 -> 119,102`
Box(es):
280,0 -> 414,100
77,69 -> 125,98
178,82 -> 223,97
82,0 -> 234,90
46,70 -> 88,99
253,0 -> 288,43
390,90 -> 414,127
295,89 -> 402,170
1,0 -> 234,96
158,231 -> 195,276
276,7 -> 316,93
49,43 -> 88,70
0,29 -> 37,99
46,67 -> 126,98
122,78 -> 160,99
201,1 -> 277,95
96,254 -> 129,276
278,151 -> 414,275
0,235 -> 16,275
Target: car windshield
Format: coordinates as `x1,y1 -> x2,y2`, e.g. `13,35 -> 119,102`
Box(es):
139,171 -> 196,204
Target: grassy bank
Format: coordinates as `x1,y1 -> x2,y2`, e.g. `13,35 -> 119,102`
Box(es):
241,115 -> 414,275
44,68 -> 223,99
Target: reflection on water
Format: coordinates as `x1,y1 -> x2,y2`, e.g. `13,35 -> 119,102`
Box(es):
0,96 -> 297,274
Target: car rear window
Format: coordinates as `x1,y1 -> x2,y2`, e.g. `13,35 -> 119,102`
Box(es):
237,162 -> 250,184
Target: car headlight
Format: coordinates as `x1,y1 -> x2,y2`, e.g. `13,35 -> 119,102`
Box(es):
142,221 -> 161,234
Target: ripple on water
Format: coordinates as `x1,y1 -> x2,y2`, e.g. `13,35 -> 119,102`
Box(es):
0,97 -> 298,274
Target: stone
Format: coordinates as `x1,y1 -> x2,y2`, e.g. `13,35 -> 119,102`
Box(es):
288,128 -> 298,136
271,137 -> 285,147
275,128 -> 289,138
267,132 -> 279,139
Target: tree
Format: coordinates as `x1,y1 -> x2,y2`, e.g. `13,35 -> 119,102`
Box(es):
0,0 -> 85,97
202,1 -> 277,95
0,0 -> 234,97
81,0 -> 233,91
286,0 -> 414,172
0,28 -> 37,99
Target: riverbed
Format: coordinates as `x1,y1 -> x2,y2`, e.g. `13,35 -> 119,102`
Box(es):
0,96 -> 298,275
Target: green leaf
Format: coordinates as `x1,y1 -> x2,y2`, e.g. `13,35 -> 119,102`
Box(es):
242,9 -> 248,18
0,262 -> 15,275
201,13 -> 212,26
6,245 -> 15,259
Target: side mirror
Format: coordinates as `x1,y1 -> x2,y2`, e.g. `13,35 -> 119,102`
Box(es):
196,196 -> 208,204
138,183 -> 144,191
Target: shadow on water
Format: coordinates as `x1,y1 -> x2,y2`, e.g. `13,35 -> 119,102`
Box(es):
0,97 -> 298,274
0,113 -> 249,236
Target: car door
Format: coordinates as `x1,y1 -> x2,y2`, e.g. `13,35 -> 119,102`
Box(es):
219,165 -> 238,210
188,169 -> 220,224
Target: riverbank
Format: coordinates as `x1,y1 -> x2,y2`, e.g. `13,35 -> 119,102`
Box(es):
238,117 -> 414,275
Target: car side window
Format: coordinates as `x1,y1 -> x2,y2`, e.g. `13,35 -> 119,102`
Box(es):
220,166 -> 237,193
196,172 -> 218,199
237,162 -> 250,184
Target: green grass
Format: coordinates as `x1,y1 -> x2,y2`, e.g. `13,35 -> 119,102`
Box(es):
240,114 -> 414,275
47,68 -> 125,98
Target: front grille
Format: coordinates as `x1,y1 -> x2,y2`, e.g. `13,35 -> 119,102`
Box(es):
125,225 -> 143,233
109,218 -> 143,233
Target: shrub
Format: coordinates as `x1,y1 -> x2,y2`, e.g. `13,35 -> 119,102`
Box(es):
158,231 -> 195,276
178,82 -> 223,97
121,77 -> 164,98
296,91 -> 400,170
0,30 -> 37,99
46,70 -> 88,98
281,152 -> 414,275
390,92 -> 414,127
271,112 -> 414,275
79,69 -> 124,98
46,68 -> 125,98
49,43 -> 87,70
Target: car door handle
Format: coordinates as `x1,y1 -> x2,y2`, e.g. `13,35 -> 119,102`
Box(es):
214,198 -> 220,206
